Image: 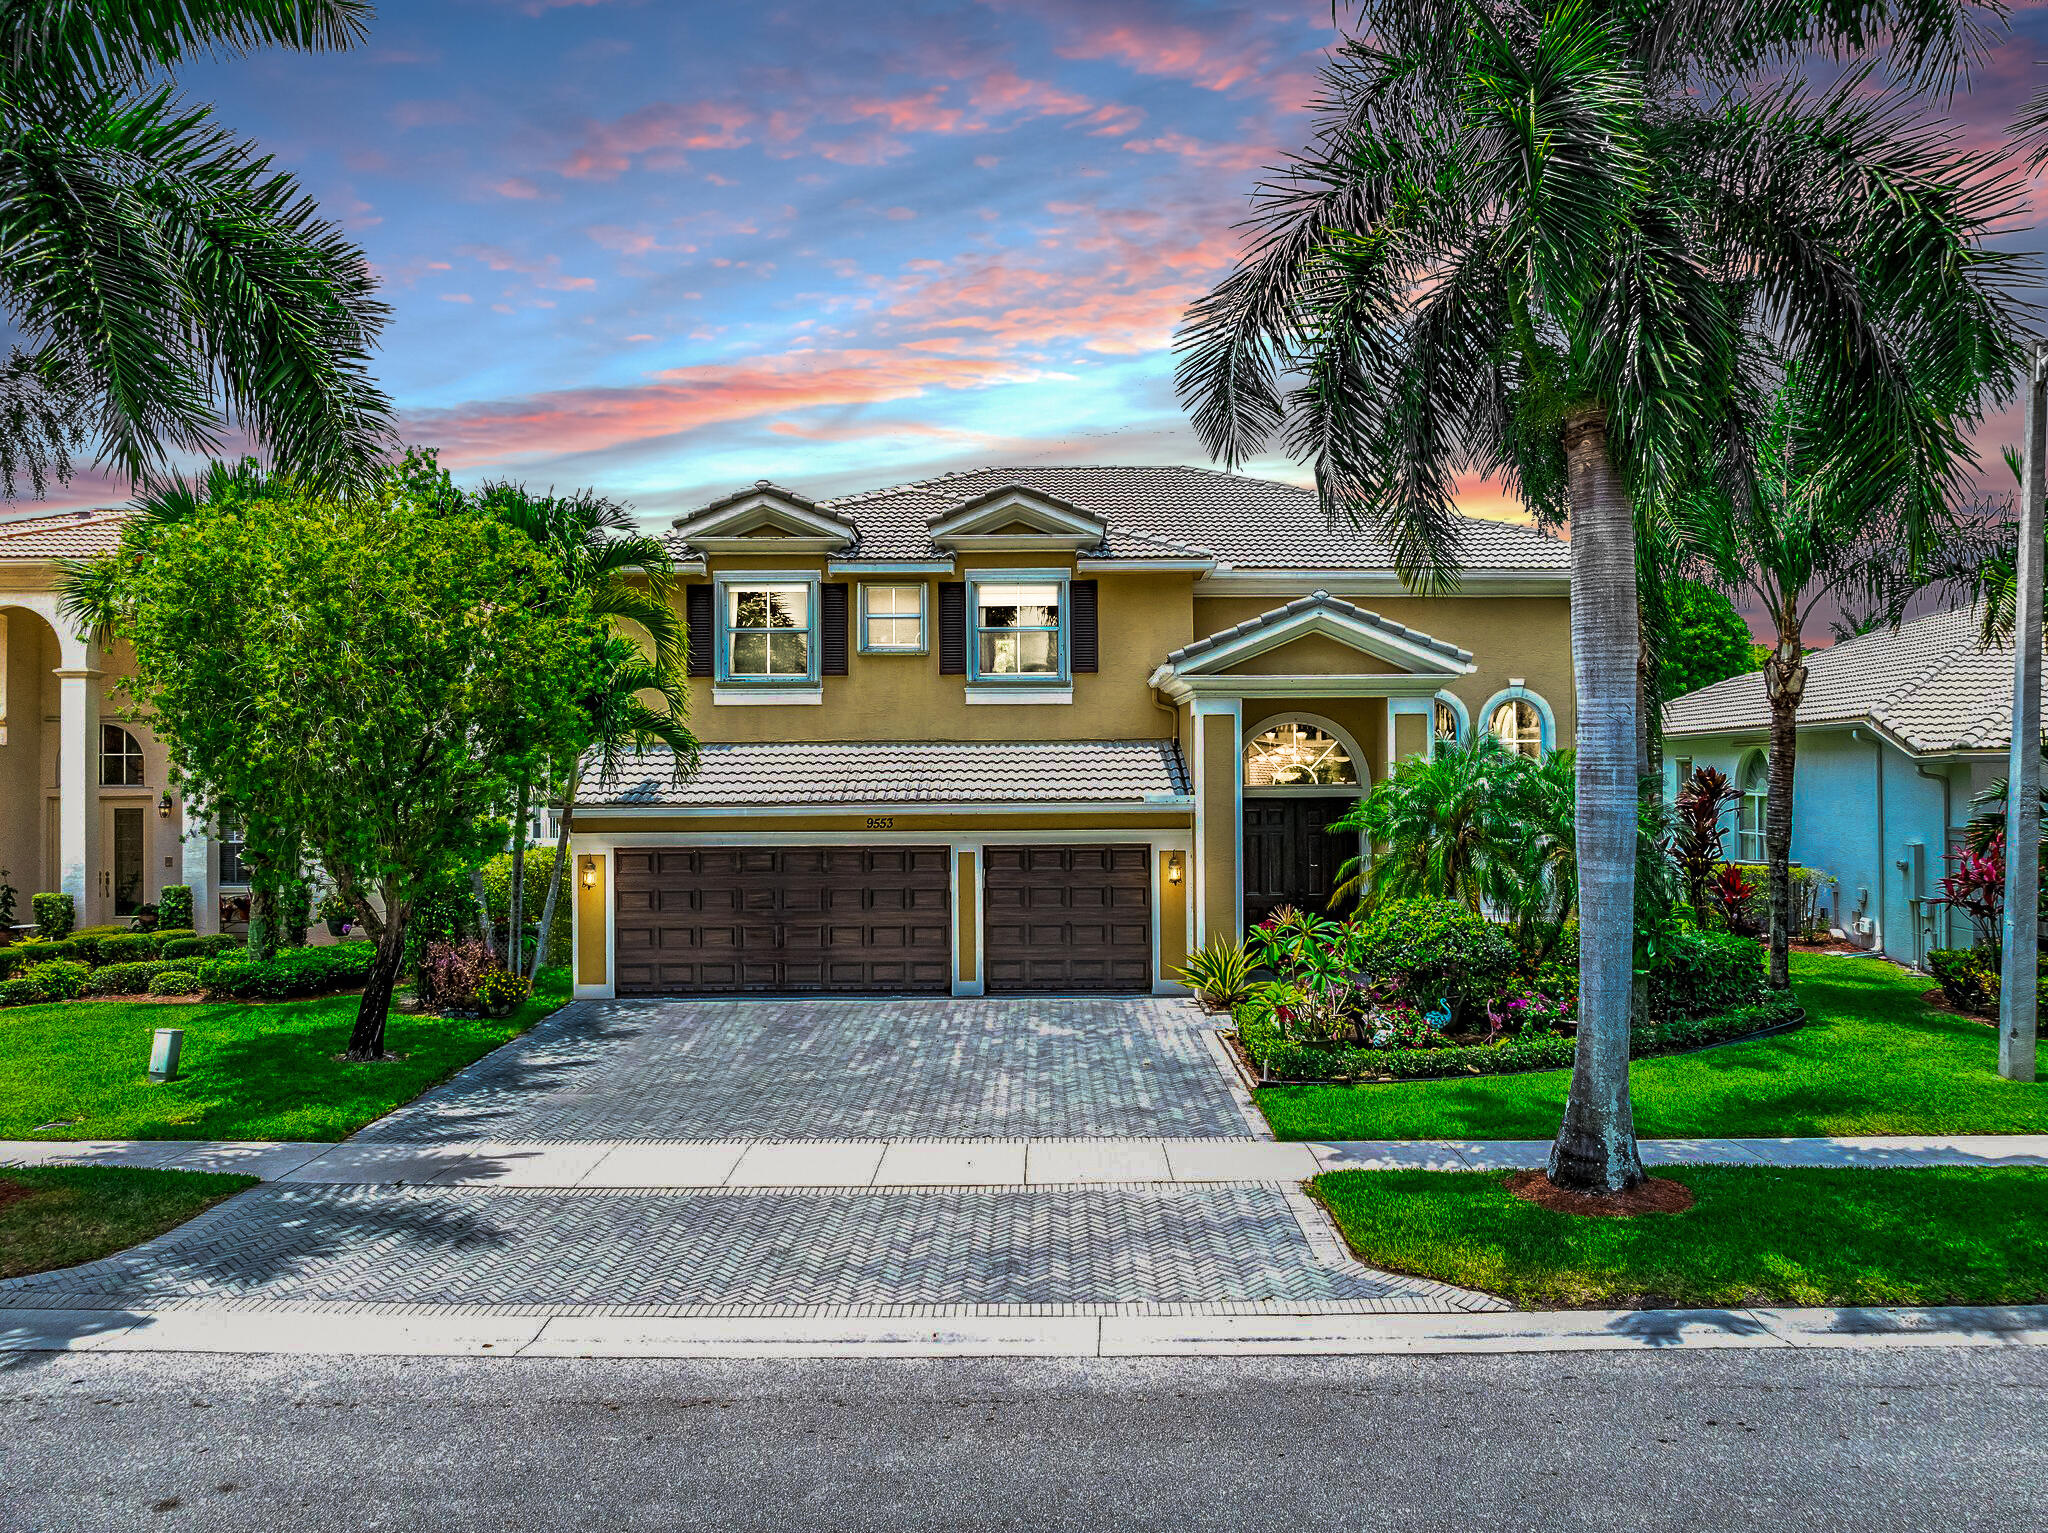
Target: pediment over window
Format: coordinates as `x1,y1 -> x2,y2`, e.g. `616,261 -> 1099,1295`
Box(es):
671,480 -> 856,554
927,485 -> 1106,552
1147,590 -> 1474,701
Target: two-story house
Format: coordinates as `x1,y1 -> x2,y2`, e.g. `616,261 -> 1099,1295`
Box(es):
568,466 -> 1573,999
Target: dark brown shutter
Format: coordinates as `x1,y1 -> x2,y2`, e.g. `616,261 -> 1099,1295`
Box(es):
685,583 -> 713,677
937,582 -> 966,675
1069,579 -> 1098,673
820,582 -> 849,675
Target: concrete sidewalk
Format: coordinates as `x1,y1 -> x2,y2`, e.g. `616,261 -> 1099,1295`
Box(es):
5,1133 -> 2047,1186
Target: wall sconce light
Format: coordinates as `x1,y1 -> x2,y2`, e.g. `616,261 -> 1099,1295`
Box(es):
1166,852 -> 1184,886
157,791 -> 174,820
580,855 -> 598,890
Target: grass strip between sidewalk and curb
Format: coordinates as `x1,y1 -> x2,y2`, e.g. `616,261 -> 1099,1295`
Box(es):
1312,1164 -> 2048,1310
0,1166 -> 257,1280
0,968 -> 571,1142
1259,952 -> 2048,1141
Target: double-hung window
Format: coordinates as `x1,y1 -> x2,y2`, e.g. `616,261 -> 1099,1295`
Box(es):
722,581 -> 814,682
971,579 -> 1064,680
861,583 -> 925,652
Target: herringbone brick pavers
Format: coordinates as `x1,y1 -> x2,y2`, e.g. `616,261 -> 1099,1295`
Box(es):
354,996 -> 1249,1143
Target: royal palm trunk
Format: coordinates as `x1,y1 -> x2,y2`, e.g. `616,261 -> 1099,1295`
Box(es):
1763,620 -> 1806,990
1549,408 -> 1647,1194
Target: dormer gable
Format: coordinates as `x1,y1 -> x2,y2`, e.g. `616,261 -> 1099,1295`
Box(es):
670,480 -> 856,554
927,484 -> 1106,552
1148,590 -> 1476,701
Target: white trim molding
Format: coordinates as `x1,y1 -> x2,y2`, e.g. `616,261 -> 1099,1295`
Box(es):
1477,684 -> 1558,755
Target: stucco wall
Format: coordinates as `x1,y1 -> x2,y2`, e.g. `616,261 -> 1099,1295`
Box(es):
0,607 -> 53,897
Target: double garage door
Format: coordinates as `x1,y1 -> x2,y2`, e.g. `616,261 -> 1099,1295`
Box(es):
612,843 -> 1151,996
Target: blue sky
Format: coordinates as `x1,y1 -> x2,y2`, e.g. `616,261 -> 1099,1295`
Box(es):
23,0 -> 2048,524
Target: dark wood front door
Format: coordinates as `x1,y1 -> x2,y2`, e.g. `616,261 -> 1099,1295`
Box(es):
613,846 -> 952,995
982,844 -> 1152,994
1243,796 -> 1357,927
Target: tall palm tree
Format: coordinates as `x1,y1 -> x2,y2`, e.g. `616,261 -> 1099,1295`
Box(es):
1177,2 -> 2022,1191
0,0 -> 390,497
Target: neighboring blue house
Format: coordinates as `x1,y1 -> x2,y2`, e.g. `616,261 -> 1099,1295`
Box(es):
1662,603 -> 2027,969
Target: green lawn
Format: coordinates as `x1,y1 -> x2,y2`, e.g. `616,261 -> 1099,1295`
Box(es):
1315,1165 -> 2048,1309
0,969 -> 570,1142
1,1166 -> 257,1279
1259,952 -> 2047,1141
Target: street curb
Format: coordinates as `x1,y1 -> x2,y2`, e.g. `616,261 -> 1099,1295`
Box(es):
4,1303 -> 2044,1361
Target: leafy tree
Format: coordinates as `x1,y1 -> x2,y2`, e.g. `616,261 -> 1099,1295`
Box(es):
0,0 -> 391,497
1659,581 -> 1755,701
111,476 -> 606,1057
1176,3 -> 2021,1190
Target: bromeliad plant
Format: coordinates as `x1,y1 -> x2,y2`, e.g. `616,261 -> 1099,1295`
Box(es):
1175,937 -> 1257,1010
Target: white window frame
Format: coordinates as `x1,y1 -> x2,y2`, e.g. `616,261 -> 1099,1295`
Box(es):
966,570 -> 1069,685
858,581 -> 927,654
1737,751 -> 1769,863
99,723 -> 145,787
715,572 -> 821,687
1432,692 -> 1469,747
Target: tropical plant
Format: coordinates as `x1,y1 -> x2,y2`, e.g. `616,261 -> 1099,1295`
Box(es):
1175,937 -> 1257,1009
0,868 -> 14,929
1175,1 -> 2022,1190
0,1 -> 391,498
1712,864 -> 1760,937
1937,837 -> 2006,952
1672,766 -> 1738,925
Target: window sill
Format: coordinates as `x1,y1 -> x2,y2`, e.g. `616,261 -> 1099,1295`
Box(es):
964,686 -> 1072,705
713,686 -> 823,706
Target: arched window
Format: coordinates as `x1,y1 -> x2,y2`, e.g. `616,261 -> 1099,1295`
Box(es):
99,724 -> 144,787
1488,698 -> 1544,758
1244,721 -> 1359,787
1433,694 -> 1467,746
1737,753 -> 1769,863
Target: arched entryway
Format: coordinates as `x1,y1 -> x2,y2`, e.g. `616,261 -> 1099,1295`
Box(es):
1241,714 -> 1365,926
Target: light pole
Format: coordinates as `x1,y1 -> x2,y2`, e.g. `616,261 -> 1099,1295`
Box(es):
1999,337 -> 2048,1082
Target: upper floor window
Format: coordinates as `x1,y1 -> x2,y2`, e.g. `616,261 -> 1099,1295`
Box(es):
1245,722 -> 1358,787
1489,698 -> 1544,759
861,583 -> 925,652
100,724 -> 144,786
972,579 -> 1063,679
217,821 -> 251,886
723,581 -> 812,681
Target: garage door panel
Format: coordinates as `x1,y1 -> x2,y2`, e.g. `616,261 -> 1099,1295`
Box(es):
982,843 -> 1152,995
614,845 -> 951,995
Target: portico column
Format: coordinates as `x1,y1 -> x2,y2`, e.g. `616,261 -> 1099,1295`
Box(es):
55,661 -> 101,923
1190,696 -> 1243,946
181,801 -> 218,935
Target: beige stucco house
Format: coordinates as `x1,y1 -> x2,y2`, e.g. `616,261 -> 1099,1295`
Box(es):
568,466 -> 1574,999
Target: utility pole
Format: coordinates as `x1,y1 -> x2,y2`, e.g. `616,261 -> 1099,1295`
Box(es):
2000,338 -> 2048,1082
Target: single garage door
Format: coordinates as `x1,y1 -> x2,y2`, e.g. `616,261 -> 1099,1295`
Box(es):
613,846 -> 951,995
982,844 -> 1152,994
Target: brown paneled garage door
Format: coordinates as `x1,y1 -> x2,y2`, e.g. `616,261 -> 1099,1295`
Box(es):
982,844 -> 1152,994
613,846 -> 951,995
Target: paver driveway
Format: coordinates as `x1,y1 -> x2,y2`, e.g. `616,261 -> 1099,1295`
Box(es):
355,995 -> 1251,1142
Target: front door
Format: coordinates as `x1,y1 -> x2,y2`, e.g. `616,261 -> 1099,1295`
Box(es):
1243,797 -> 1356,927
106,805 -> 146,918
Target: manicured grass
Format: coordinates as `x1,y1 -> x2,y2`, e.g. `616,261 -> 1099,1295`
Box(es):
1314,1165 -> 2048,1309
0,969 -> 571,1142
1259,952 -> 2048,1141
0,1166 -> 257,1279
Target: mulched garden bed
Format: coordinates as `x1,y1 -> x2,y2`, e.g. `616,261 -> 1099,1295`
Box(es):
1505,1168 -> 1695,1217
1919,989 -> 1994,1026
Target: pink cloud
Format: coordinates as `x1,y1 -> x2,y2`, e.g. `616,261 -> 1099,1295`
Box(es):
558,99 -> 754,180
457,243 -> 597,291
489,177 -> 545,200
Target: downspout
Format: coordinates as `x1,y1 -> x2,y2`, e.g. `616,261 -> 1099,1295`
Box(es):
1915,759 -> 1953,962
1855,728 -> 1885,956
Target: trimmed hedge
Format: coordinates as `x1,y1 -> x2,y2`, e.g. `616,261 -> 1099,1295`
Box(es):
1236,991 -> 1804,1082
1927,948 -> 1998,1015
162,934 -> 240,963
0,938 -> 84,976
1351,899 -> 1520,1018
5,959 -> 92,1006
88,959 -> 189,996
31,892 -> 74,939
1647,929 -> 1767,1020
198,941 -> 376,1000
89,931 -> 184,965
147,968 -> 203,996
156,885 -> 194,932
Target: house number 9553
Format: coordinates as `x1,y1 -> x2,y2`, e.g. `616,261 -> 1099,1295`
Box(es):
865,816 -> 896,830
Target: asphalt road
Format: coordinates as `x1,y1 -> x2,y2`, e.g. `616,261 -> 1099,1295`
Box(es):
3,1347 -> 2043,1532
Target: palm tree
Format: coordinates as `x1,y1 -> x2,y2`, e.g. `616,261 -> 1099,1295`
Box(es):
479,482 -> 696,982
1177,2 -> 2022,1191
0,1 -> 390,497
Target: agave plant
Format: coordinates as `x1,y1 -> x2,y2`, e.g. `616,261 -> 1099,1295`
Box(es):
1174,938 -> 1256,1010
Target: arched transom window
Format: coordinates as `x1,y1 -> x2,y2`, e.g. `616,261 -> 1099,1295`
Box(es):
1489,698 -> 1544,759
1244,722 -> 1359,788
100,724 -> 144,787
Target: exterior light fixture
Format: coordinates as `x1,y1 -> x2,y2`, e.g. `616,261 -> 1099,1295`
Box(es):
580,856 -> 598,890
157,791 -> 174,820
1166,852 -> 1184,886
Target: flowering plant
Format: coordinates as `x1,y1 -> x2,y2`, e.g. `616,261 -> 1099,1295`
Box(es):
1484,987 -> 1574,1043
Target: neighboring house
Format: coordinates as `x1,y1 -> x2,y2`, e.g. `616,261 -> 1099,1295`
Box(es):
569,466 -> 1574,998
1663,602 -> 2027,969
0,509 -> 238,934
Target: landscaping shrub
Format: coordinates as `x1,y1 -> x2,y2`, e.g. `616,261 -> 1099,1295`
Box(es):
417,939 -> 495,1013
162,934 -> 240,962
483,847 -> 572,966
88,960 -> 186,996
1352,899 -> 1519,1017
5,938 -> 83,971
473,967 -> 531,1018
31,892 -> 74,940
156,885 -> 194,932
20,959 -> 89,1002
198,942 -> 375,1000
146,968 -> 203,996
1649,929 -> 1766,1019
1927,948 -> 1998,1015
1175,937 -> 1257,1008
0,976 -> 46,1007
91,931 -> 174,965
